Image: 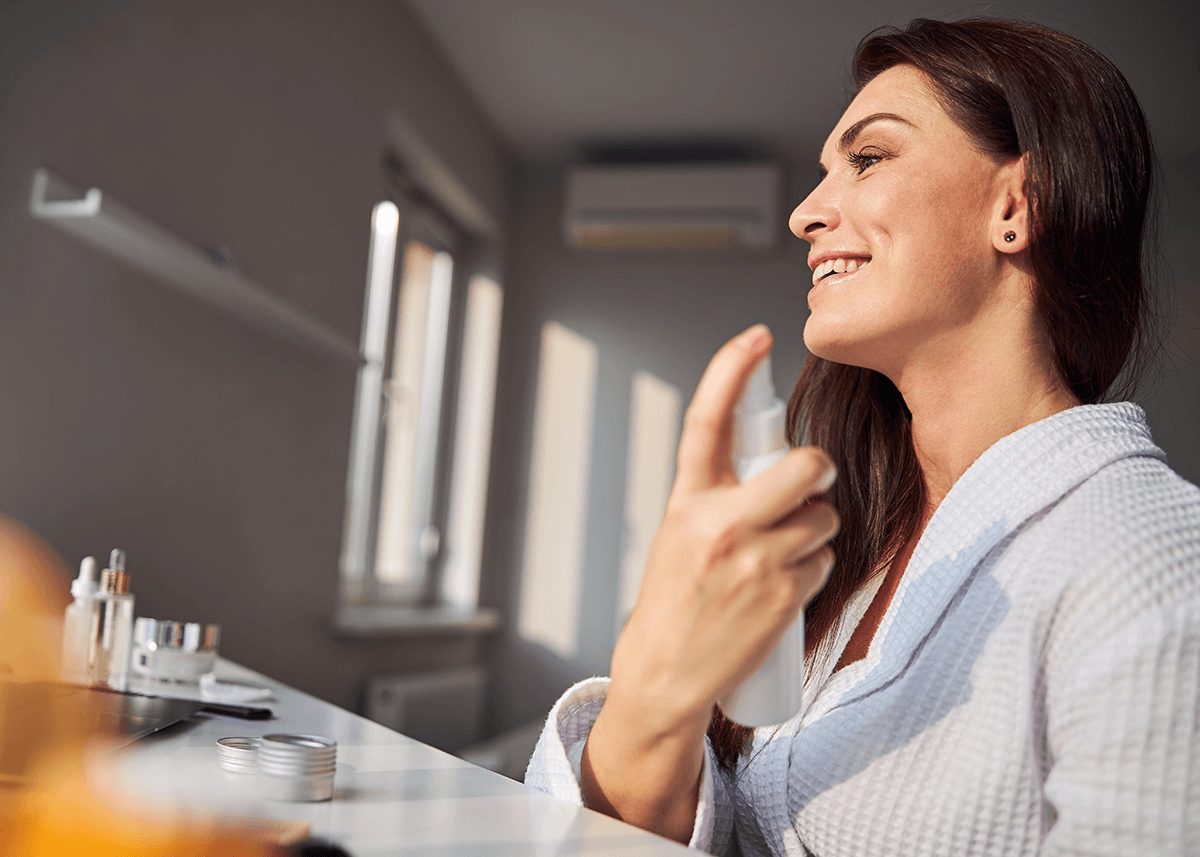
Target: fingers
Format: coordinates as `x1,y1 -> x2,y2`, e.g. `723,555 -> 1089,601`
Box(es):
743,502 -> 839,606
774,501 -> 840,567
792,545 -> 837,604
675,324 -> 773,495
738,446 -> 837,529
710,501 -> 837,626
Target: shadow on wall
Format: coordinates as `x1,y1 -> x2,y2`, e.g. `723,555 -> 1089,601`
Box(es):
487,636 -> 590,745
459,636 -> 593,781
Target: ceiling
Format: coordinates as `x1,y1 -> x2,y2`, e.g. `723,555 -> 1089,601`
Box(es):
402,0 -> 1200,165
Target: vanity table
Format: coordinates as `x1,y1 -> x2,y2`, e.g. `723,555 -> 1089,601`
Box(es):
114,660 -> 689,856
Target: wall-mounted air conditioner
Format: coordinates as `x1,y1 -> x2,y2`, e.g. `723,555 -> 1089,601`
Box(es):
564,162 -> 782,250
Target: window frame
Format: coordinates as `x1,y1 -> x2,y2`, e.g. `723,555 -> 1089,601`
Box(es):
340,190 -> 478,609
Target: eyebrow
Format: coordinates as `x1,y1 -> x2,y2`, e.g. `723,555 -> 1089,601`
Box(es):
818,112 -> 917,177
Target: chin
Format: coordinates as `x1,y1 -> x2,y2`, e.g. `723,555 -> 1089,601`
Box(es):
803,318 -> 891,374
803,317 -> 857,363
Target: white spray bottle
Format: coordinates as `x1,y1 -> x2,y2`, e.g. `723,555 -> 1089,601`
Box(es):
720,354 -> 806,727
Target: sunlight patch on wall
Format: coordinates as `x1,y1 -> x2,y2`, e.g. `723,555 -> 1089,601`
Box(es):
617,371 -> 681,631
518,321 -> 598,657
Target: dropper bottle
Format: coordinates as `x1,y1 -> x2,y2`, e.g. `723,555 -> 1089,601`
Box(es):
61,556 -> 99,683
88,548 -> 135,691
720,354 -> 806,727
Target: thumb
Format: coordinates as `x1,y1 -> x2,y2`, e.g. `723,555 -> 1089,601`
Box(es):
673,324 -> 773,496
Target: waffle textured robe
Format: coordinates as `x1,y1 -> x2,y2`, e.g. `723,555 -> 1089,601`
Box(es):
524,403 -> 1200,855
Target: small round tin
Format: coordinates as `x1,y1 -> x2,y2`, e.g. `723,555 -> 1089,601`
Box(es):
216,736 -> 260,775
258,733 -> 336,801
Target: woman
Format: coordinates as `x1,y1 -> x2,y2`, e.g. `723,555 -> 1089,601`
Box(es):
526,17 -> 1200,856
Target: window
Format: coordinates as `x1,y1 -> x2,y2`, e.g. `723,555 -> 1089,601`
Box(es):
442,275 -> 504,609
339,198 -> 502,610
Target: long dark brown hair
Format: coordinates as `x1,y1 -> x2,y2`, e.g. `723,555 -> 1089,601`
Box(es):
708,17 -> 1158,770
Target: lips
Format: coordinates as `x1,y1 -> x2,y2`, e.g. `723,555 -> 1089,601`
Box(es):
810,256 -> 871,287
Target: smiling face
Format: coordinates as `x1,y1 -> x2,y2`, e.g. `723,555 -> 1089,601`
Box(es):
790,65 -> 1023,381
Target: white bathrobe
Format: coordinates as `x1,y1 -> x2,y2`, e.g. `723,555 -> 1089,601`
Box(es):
525,403 -> 1200,856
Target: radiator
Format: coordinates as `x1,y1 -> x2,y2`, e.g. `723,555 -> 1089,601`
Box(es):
362,667 -> 486,753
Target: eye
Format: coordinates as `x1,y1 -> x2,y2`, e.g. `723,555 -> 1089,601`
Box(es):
846,147 -> 886,175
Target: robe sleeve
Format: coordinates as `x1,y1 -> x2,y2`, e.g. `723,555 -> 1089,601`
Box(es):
1041,497 -> 1200,857
523,676 -> 737,854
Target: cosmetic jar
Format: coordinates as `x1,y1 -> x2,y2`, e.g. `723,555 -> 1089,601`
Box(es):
258,733 -> 336,801
130,618 -> 220,683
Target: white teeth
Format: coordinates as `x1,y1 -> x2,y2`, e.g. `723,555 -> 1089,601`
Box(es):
810,257 -> 869,287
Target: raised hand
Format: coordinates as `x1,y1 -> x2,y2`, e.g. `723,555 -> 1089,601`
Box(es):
582,324 -> 839,842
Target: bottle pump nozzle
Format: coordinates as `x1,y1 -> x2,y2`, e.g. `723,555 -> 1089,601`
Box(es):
734,355 -> 787,474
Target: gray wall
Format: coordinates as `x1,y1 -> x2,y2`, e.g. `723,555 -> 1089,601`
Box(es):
1148,155 -> 1200,481
0,0 -> 510,710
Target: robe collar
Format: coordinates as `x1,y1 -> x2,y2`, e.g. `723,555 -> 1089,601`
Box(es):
802,402 -> 1164,723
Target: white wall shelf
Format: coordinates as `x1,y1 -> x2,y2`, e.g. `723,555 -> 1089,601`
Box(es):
29,168 -> 363,364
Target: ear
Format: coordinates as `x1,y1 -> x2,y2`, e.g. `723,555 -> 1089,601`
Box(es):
991,154 -> 1029,253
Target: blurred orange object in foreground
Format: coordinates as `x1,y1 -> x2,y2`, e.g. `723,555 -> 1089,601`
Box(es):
0,515 -> 281,856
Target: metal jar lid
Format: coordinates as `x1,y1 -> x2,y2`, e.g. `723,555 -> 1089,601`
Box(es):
216,736 -> 260,775
134,617 -> 220,652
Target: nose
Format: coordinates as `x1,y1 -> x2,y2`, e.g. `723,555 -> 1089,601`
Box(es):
789,176 -> 838,242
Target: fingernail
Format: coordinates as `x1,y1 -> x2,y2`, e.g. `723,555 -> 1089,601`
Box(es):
815,465 -> 837,492
737,324 -> 770,351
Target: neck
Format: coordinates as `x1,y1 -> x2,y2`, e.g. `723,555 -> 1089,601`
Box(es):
892,328 -> 1080,512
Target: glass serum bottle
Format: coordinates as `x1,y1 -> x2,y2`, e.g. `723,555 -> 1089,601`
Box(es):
88,548 -> 135,692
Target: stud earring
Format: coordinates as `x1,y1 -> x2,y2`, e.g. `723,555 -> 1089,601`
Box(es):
1004,231 -> 1017,243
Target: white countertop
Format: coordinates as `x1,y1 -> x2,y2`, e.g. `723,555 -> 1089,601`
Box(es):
113,660 -> 690,856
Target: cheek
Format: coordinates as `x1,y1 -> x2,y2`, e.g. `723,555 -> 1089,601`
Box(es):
899,176 -> 992,269
932,163 -> 998,233
848,183 -> 901,253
